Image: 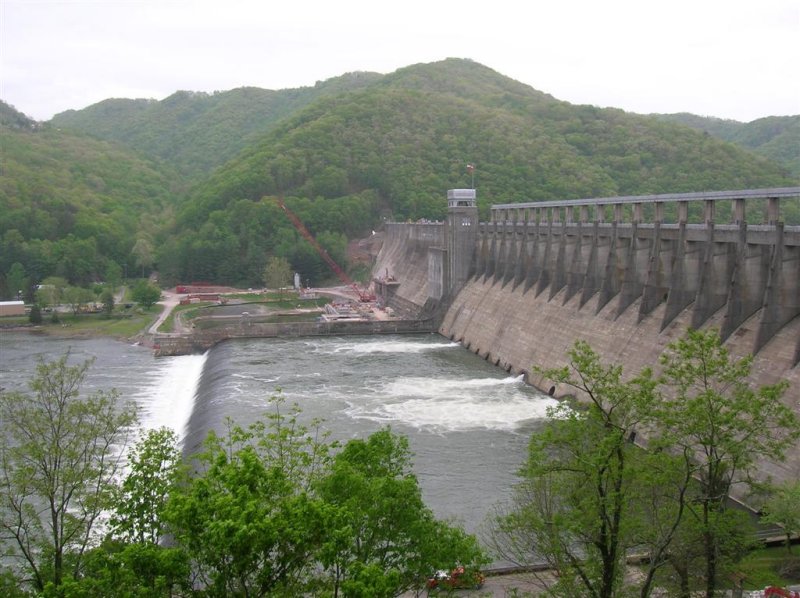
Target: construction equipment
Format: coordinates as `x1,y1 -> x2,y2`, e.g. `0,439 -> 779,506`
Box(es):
275,197 -> 375,302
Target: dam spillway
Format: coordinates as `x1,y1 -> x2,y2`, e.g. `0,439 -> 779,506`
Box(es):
373,187 -> 800,490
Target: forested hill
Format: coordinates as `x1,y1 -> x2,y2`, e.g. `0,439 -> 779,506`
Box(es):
184,59 -> 797,226
50,72 -> 382,179
154,59 -> 796,286
2,59 -> 798,292
0,101 -> 177,291
654,113 -> 800,177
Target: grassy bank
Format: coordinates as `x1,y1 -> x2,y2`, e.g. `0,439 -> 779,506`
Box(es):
1,306 -> 159,339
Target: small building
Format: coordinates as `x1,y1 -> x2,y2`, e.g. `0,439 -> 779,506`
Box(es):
0,301 -> 26,316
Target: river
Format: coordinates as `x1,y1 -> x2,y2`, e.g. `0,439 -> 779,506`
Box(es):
0,331 -> 557,537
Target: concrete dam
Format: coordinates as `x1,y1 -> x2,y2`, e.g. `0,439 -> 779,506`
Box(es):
373,187 -> 800,488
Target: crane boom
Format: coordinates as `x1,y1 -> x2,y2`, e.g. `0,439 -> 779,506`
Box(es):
276,197 -> 375,302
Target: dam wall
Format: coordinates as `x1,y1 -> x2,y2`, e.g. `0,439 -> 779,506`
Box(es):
372,222 -> 445,317
374,187 -> 800,490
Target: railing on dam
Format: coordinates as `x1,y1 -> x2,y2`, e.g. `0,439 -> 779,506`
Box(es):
477,187 -> 800,362
492,187 -> 800,228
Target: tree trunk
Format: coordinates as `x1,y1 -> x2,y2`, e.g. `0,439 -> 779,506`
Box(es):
704,529 -> 717,598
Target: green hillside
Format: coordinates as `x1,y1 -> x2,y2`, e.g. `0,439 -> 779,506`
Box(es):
655,113 -> 800,176
50,72 -> 382,179
4,59 -> 798,291
0,102 -> 177,296
156,59 -> 795,286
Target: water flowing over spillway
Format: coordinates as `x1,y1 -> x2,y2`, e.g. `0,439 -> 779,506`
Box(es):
1,333 -> 557,535
183,334 -> 557,532
132,352 -> 207,439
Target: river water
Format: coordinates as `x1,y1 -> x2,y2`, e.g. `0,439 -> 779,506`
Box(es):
0,332 -> 556,537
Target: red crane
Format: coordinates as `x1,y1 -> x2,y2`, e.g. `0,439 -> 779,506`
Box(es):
275,197 -> 375,302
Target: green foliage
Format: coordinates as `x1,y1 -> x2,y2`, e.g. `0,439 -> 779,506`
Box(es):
50,74 -> 381,180
492,341 -> 670,598
131,238 -> 155,278
47,539 -> 191,598
159,396 -> 483,597
28,304 -> 42,323
656,113 -> 800,177
317,429 -> 487,596
762,482 -> 800,554
5,262 -> 27,300
654,329 -> 795,595
263,255 -> 292,294
100,288 -> 115,316
62,285 -> 94,314
496,331 -> 796,598
112,427 -> 181,545
0,107 -> 177,287
6,60 -> 797,288
0,353 -> 138,591
163,397 -> 334,596
131,280 -> 161,308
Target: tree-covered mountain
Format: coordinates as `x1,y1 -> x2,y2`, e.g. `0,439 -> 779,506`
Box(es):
50,72 -> 382,180
0,101 -> 177,296
3,59 -> 798,291
655,113 -> 800,176
154,59 -> 795,286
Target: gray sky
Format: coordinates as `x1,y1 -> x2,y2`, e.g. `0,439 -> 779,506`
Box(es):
2,0 -> 799,122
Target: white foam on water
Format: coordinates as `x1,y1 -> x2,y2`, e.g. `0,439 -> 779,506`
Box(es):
382,375 -> 526,396
328,339 -> 461,355
345,375 -> 558,433
232,372 -> 280,384
133,352 -> 207,442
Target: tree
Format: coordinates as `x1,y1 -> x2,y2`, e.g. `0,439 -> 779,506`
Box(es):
263,255 -> 292,297
131,238 -> 154,278
5,262 -> 27,300
34,276 -> 67,309
132,280 -> 161,308
490,341 -> 672,598
111,427 -> 181,545
654,329 -> 796,597
0,353 -> 138,591
164,396 -> 333,596
28,304 -> 42,324
317,429 -> 486,597
762,481 -> 800,555
163,396 -> 485,597
53,540 -> 190,598
62,285 -> 94,315
100,288 -> 115,316
104,260 -> 123,290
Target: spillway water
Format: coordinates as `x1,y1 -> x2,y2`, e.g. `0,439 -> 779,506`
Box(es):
0,332 -> 557,536
0,333 -> 204,441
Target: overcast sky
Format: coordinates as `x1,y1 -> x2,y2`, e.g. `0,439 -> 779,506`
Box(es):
2,0 -> 799,123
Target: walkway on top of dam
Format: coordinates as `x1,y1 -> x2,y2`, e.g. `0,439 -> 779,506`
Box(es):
492,186 -> 800,212
490,186 -> 800,234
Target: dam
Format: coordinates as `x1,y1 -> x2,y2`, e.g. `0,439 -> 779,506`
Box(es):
374,187 -> 800,489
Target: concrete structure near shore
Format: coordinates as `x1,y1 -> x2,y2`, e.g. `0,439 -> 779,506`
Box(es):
0,301 -> 26,317
374,187 -> 800,497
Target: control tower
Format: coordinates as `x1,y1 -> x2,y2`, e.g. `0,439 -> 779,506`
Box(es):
445,188 -> 479,294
